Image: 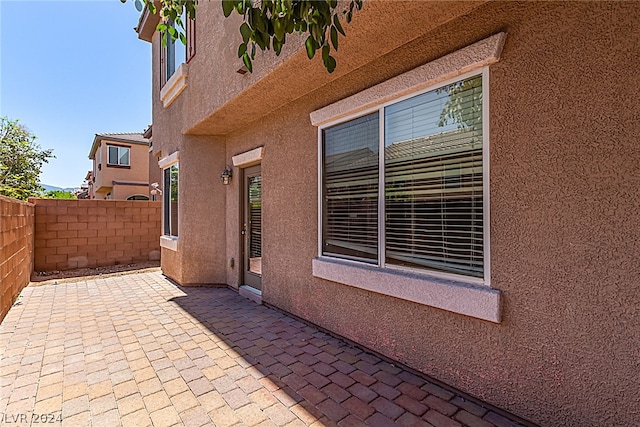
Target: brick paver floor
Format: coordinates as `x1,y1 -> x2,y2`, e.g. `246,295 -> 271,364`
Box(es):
0,271 -> 532,427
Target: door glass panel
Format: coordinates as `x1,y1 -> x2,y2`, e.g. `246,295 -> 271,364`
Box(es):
248,174 -> 262,275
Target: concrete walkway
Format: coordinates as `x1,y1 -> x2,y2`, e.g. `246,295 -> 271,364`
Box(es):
0,271 -> 530,427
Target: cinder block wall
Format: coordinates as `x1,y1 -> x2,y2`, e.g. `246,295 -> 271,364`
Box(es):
0,196 -> 34,323
30,199 -> 161,271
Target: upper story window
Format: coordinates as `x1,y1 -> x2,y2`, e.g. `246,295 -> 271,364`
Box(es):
160,13 -> 196,87
107,145 -> 130,167
321,72 -> 486,280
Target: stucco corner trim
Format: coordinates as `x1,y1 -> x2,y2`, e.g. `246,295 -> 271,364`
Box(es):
310,32 -> 506,126
160,236 -> 178,251
232,146 -> 264,167
160,63 -> 189,108
158,151 -> 179,169
312,257 -> 502,323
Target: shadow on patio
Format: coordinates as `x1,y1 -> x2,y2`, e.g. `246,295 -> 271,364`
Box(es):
0,270 -> 533,427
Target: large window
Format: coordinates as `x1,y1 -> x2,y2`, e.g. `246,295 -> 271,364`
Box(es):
107,145 -> 130,167
322,73 -> 485,279
163,163 -> 179,237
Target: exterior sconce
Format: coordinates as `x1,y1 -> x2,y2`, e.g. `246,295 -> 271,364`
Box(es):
150,182 -> 162,201
220,166 -> 233,185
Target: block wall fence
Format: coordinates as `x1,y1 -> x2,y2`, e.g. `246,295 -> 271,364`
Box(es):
29,199 -> 161,272
0,196 -> 35,323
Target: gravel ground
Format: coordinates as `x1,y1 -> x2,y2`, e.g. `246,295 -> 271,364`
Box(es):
30,261 -> 161,285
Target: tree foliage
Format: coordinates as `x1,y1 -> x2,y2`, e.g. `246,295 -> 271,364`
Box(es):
125,0 -> 363,73
437,76 -> 483,130
0,117 -> 54,201
44,190 -> 77,200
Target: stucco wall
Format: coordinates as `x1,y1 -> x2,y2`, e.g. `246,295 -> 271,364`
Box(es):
0,196 -> 34,323
111,184 -> 150,201
150,2 -> 640,426
92,141 -> 150,199
31,199 -> 161,271
221,3 -> 640,426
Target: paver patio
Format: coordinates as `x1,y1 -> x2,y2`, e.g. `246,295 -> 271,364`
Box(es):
0,270 -> 532,427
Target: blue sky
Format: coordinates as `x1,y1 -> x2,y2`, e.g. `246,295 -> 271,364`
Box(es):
1,0 -> 152,189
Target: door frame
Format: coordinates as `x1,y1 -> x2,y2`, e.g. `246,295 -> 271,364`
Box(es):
241,164 -> 262,291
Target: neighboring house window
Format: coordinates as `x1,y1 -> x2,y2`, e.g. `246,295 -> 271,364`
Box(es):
127,195 -> 149,201
322,73 -> 485,279
160,14 -> 196,87
163,163 -> 179,237
107,145 -> 130,166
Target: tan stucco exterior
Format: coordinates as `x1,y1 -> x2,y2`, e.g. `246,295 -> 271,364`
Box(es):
88,134 -> 151,200
142,2 -> 640,426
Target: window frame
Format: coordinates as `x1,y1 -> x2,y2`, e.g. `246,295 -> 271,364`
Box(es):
106,145 -> 130,167
163,163 -> 179,239
317,68 -> 491,287
160,15 -> 195,88
159,152 -> 180,250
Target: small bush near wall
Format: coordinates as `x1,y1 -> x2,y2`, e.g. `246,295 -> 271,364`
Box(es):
0,196 -> 34,323
30,199 -> 161,272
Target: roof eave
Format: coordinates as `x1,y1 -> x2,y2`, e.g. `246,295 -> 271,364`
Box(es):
88,134 -> 101,160
137,2 -> 161,43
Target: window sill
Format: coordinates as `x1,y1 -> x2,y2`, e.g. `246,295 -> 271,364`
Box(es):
312,257 -> 501,323
106,164 -> 131,169
160,236 -> 178,251
160,63 -> 188,108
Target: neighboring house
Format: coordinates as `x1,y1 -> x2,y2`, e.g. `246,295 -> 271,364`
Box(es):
87,133 -> 151,200
136,3 -> 639,426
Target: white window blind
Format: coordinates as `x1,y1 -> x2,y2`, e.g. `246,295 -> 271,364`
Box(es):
321,74 -> 485,279
384,75 -> 484,277
323,113 -> 379,262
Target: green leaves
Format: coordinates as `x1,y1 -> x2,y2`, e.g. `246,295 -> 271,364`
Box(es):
222,0 -> 363,74
305,36 -> 317,59
240,23 -> 252,44
222,0 -> 237,17
124,0 -> 363,74
330,25 -> 338,50
0,117 -> 54,201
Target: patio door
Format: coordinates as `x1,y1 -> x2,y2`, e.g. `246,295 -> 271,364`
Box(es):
242,165 -> 262,291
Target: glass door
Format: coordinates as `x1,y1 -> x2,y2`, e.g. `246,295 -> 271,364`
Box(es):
243,165 -> 262,290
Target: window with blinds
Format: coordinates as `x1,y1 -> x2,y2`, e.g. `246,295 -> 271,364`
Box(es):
323,113 -> 379,262
321,74 -> 485,279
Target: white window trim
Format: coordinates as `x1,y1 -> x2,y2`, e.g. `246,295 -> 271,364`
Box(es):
158,151 -> 179,169
107,145 -> 130,166
160,62 -> 188,108
160,235 -> 178,251
312,34 -> 506,323
312,257 -> 501,323
232,146 -> 264,168
310,32 -> 506,127
159,152 -> 179,250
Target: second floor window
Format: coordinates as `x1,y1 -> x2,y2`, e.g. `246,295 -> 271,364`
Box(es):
160,13 -> 196,86
107,145 -> 130,166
